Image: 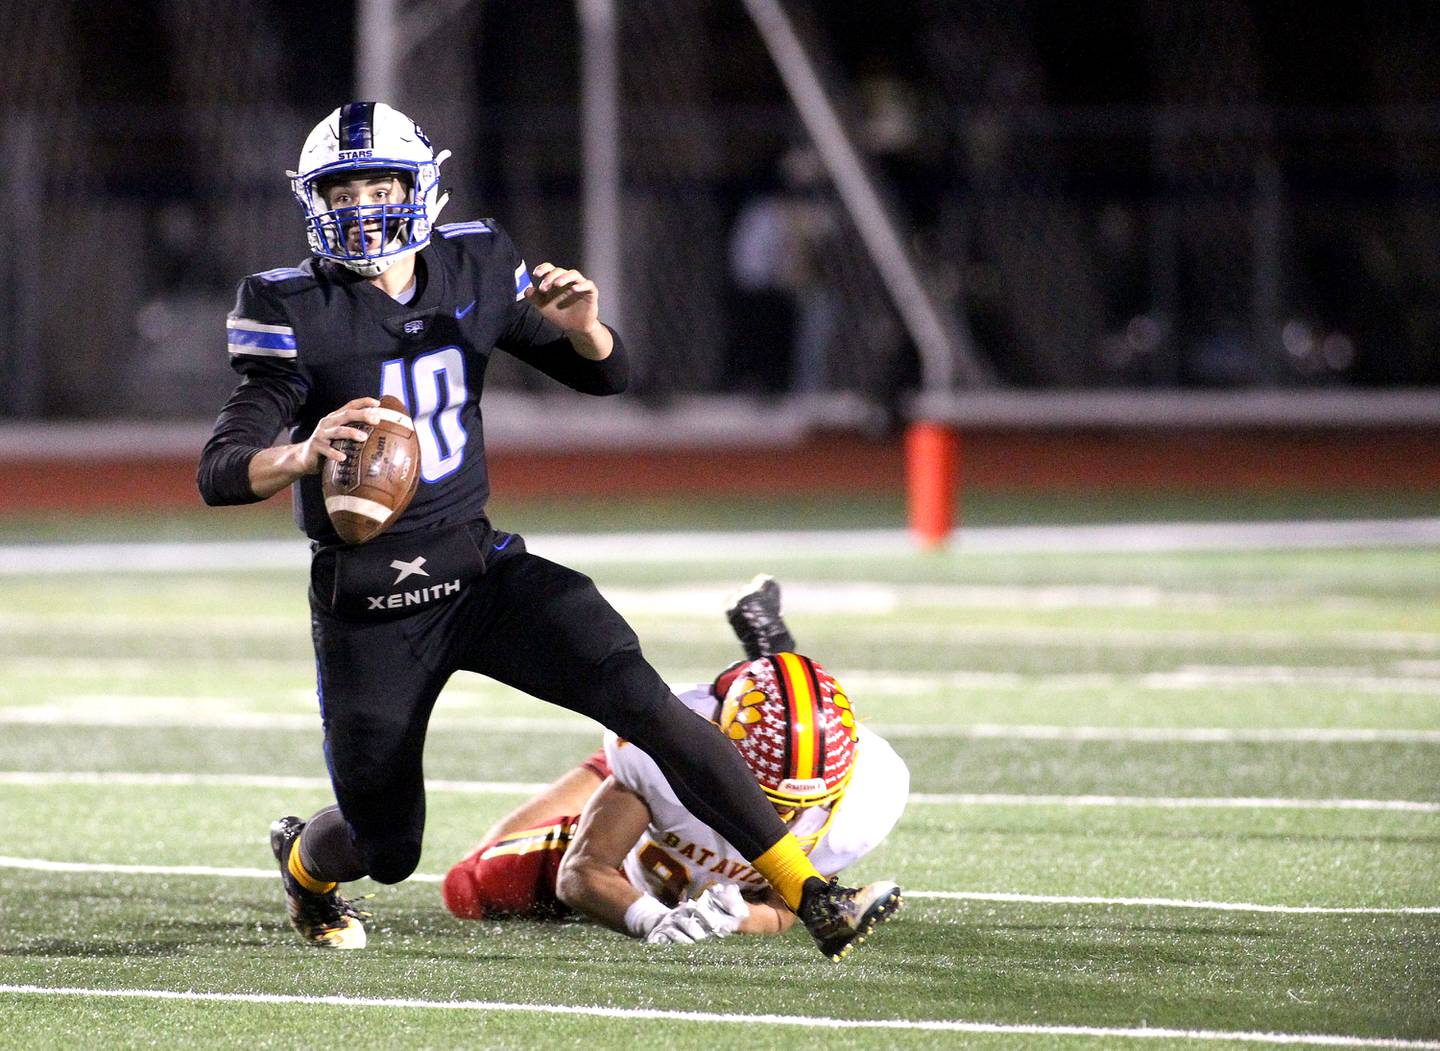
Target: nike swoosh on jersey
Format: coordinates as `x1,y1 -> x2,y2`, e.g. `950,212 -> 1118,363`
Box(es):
455,300 -> 477,319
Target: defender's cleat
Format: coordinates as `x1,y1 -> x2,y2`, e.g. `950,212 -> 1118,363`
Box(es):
798,877 -> 902,962
269,815 -> 370,949
725,574 -> 796,660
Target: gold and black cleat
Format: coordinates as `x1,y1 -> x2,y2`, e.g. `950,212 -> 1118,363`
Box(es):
269,815 -> 370,949
798,876 -> 903,962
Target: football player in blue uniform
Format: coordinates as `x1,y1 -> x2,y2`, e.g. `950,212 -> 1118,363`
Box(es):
197,103 -> 900,960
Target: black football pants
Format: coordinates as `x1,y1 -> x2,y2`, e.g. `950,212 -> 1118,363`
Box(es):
310,542 -> 791,884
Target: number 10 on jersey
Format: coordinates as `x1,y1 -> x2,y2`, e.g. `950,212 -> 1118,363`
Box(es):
381,347 -> 467,482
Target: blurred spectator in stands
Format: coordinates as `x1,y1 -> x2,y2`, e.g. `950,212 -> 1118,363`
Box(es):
726,145 -> 841,395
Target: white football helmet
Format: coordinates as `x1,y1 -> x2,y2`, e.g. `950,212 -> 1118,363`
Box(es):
288,102 -> 451,277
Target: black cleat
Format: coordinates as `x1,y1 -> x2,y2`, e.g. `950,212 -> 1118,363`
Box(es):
798,876 -> 903,962
725,574 -> 797,660
269,815 -> 370,949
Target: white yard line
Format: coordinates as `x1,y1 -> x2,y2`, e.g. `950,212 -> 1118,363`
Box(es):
10,666 -> 1440,693
881,725 -> 1440,743
0,985 -> 1435,1048
870,626 -> 1440,654
843,667 -> 1440,695
8,612 -> 1440,655
7,619 -> 1439,655
911,891 -> 1440,916
0,707 -> 595,733
2,518 -> 1439,578
0,856 -> 282,879
906,792 -> 1440,813
1139,670 -> 1440,694
0,859 -> 1434,917
0,771 -> 550,794
948,518 -> 1440,555
3,771 -> 1436,813
5,706 -> 1439,744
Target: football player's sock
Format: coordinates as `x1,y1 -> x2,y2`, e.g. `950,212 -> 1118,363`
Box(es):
288,840 -> 336,894
750,836 -> 825,911
298,804 -> 368,885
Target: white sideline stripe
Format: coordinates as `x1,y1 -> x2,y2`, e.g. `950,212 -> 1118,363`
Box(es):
0,856 -> 282,879
2,771 -> 1436,813
0,708 -> 597,733
2,518 -> 1439,576
911,891 -> 1440,916
0,771 -> 549,794
907,792 -> 1440,813
846,666 -> 1440,692
5,706 -> 1440,744
0,859 -> 1434,918
884,724 -> 1440,744
12,620 -> 1439,657
322,495 -> 392,523
0,986 -> 1436,1047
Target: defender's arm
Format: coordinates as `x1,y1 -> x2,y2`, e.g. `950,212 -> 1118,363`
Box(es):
554,778 -> 655,935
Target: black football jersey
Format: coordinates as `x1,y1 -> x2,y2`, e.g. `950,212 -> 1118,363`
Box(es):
198,219 -> 629,544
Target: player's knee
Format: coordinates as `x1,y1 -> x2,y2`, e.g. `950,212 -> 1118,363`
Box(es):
363,837 -> 423,885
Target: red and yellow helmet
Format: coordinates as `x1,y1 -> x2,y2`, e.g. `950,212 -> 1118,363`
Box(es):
717,653 -> 859,811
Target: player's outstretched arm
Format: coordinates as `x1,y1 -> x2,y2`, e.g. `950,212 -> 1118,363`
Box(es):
246,398 -> 382,499
554,778 -> 656,935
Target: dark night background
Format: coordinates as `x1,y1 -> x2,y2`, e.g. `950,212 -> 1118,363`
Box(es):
4,0 -> 1440,417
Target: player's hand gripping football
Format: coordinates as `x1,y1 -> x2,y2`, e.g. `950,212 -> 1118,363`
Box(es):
645,884 -> 750,945
298,397 -> 384,473
248,396 -> 391,500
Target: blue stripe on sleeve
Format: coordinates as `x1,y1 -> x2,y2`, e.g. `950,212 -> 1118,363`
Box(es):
226,328 -> 297,351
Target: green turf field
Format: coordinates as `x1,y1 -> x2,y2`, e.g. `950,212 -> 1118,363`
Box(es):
1,520 -> 1437,1049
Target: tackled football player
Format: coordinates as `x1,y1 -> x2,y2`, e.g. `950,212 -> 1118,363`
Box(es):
442,577 -> 909,951
196,104 -> 901,959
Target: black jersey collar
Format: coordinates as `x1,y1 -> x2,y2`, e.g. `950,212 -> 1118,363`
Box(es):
353,252 -> 449,339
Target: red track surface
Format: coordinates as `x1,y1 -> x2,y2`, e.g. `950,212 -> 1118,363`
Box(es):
2,429 -> 1435,514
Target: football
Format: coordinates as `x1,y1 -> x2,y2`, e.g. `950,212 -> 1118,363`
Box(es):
321,395 -> 422,544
